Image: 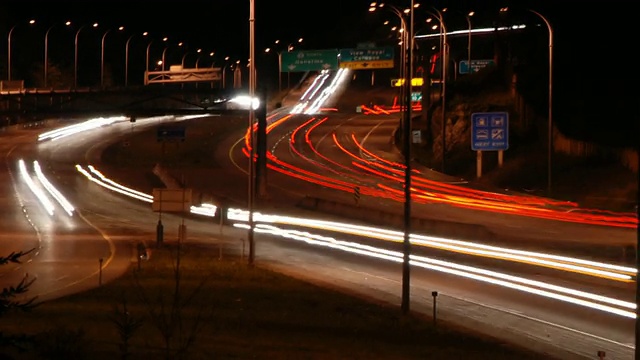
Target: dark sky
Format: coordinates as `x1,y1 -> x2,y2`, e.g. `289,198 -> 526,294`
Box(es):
3,0 -> 636,65
2,0 -> 635,63
2,0 -> 370,61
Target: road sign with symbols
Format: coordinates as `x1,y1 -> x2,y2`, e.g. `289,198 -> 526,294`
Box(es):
339,47 -> 394,69
471,112 -> 509,151
281,49 -> 339,72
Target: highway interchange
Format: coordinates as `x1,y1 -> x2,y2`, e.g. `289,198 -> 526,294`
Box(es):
0,69 -> 638,359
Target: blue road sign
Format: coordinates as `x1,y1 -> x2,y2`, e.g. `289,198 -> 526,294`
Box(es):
471,112 -> 508,151
459,59 -> 496,74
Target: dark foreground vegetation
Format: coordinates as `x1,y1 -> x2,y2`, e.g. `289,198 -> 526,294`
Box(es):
0,244 -> 549,359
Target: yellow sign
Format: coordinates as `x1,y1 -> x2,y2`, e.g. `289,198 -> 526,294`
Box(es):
391,78 -> 424,87
339,60 -> 394,70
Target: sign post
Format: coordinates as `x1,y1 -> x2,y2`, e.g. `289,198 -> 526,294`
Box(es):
471,112 -> 509,178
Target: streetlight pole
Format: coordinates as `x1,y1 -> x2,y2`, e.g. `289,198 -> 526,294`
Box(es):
162,41 -> 183,72
529,9 -> 553,197
101,26 -> 124,88
44,21 -> 71,88
277,51 -> 282,93
181,53 -> 188,68
466,12 -> 474,76
161,47 -> 168,72
401,0 -> 415,315
146,37 -> 167,75
195,51 -> 214,69
369,3 -> 407,116
369,1 -> 412,314
426,8 -> 447,172
75,22 -> 98,88
145,40 -> 153,75
125,31 -> 147,87
185,48 -> 200,68
286,38 -> 303,89
7,19 -> 36,82
248,0 -> 256,266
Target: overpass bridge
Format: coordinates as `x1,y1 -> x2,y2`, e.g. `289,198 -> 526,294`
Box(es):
0,66 -> 247,125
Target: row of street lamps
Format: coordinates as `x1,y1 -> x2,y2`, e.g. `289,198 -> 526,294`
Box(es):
7,21 -> 224,88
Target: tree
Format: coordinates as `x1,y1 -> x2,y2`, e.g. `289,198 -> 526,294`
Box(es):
0,248 -> 38,352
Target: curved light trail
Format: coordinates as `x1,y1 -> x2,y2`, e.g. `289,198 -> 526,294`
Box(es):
250,102 -> 637,229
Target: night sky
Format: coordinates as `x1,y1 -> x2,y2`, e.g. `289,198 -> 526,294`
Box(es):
2,0 -> 637,142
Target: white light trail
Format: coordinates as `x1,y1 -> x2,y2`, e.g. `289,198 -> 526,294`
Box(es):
414,24 -> 527,40
289,68 -> 351,114
87,165 -> 153,201
76,165 -> 153,203
75,168 -> 637,318
33,160 -> 75,216
18,159 -> 55,216
38,116 -> 128,142
227,210 -> 635,281
233,221 -> 636,319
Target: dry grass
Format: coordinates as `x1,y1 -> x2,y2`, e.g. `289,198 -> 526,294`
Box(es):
0,244 -> 548,360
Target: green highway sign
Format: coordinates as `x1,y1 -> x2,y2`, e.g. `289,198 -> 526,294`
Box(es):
281,49 -> 339,72
339,47 -> 394,69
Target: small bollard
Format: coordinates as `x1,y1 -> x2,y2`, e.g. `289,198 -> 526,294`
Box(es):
432,291 -> 438,326
597,350 -> 606,359
156,220 -> 164,247
98,258 -> 103,286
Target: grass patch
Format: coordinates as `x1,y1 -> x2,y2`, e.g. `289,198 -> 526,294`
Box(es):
0,244 -> 547,359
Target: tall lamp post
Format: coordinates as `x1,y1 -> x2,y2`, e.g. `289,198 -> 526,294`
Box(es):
248,0 -> 256,266
369,3 -> 408,124
277,49 -> 282,92
441,8 -> 474,78
182,47 -> 200,68
529,9 -> 553,197
125,31 -> 148,87
44,21 -> 71,88
370,1 -> 413,314
464,11 -> 474,75
146,37 -> 167,74
425,8 -> 447,172
75,22 -> 98,88
162,41 -> 184,71
221,56 -> 230,89
196,50 -> 214,68
286,37 -> 303,89
7,19 -> 36,81
400,0 -> 416,315
264,41 -> 283,93
101,26 -> 124,88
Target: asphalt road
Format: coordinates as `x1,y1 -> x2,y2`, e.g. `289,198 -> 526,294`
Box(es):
0,73 -> 637,359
